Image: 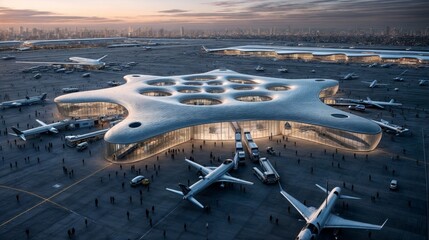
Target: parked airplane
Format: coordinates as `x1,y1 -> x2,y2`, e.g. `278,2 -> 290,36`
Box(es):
255,65 -> 265,71
166,158 -> 253,208
372,119 -> 409,135
0,93 -> 47,108
342,72 -> 359,80
418,79 -> 428,86
10,119 -> 74,141
336,97 -> 402,109
280,184 -> 387,240
16,55 -> 108,68
393,70 -> 408,82
362,80 -> 389,88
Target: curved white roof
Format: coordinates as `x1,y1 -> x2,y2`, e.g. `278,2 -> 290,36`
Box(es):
205,45 -> 429,61
55,69 -> 381,144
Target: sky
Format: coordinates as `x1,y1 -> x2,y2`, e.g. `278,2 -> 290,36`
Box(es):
0,0 -> 428,30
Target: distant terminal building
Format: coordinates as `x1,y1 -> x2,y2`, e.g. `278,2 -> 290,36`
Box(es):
21,37 -> 126,49
55,69 -> 382,163
203,45 -> 429,65
0,40 -> 22,50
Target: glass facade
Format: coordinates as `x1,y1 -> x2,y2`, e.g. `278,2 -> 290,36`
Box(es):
56,102 -> 128,118
104,119 -> 380,163
280,121 -> 381,151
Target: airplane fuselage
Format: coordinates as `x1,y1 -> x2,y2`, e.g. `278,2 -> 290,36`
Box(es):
184,161 -> 233,199
1,94 -> 46,107
69,57 -> 102,66
296,187 -> 341,240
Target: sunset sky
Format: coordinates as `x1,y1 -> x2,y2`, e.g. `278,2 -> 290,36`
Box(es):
1,0 -> 428,29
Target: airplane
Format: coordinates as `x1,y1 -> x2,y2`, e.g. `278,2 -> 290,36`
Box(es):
380,63 -> 392,68
393,70 -> 408,81
342,72 -> 359,80
0,93 -> 47,108
278,67 -> 288,73
16,55 -> 108,68
280,184 -> 387,240
166,158 -> 253,208
372,119 -> 409,135
9,119 -> 74,141
255,65 -> 265,71
361,80 -> 389,88
418,79 -> 428,86
335,97 -> 402,109
33,73 -> 42,79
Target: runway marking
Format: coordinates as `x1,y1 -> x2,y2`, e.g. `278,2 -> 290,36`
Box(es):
0,163 -> 112,228
137,201 -> 182,240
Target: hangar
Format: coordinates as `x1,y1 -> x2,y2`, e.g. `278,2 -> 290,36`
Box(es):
54,69 -> 382,162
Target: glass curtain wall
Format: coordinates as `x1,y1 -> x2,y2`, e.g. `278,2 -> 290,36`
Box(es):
281,121 -> 381,151
56,102 -> 128,118
105,120 -> 381,162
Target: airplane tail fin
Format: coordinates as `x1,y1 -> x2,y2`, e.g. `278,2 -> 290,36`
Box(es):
98,55 -> 108,61
179,183 -> 191,195
389,99 -> 394,103
10,127 -> 26,141
201,46 -> 209,52
40,93 -> 47,100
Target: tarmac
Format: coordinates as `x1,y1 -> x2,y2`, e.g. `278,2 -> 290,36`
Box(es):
0,39 -> 428,240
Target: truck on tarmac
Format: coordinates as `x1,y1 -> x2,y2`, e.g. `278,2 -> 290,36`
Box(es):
252,157 -> 280,184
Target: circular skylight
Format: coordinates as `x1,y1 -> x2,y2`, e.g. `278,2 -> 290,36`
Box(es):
226,76 -> 258,84
235,95 -> 272,102
331,113 -> 348,118
180,98 -> 222,106
183,75 -> 217,81
146,79 -> 176,86
140,90 -> 172,97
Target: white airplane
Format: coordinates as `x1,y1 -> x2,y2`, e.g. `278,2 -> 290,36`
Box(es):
372,119 -> 409,135
0,93 -> 47,108
418,79 -> 428,86
278,67 -> 288,73
280,184 -> 387,240
362,80 -> 389,88
393,70 -> 408,81
10,119 -> 74,141
342,72 -> 359,80
255,65 -> 265,71
336,97 -> 402,109
166,158 -> 253,208
16,55 -> 108,68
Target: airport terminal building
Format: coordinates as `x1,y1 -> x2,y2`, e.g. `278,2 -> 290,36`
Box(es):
204,45 -> 429,65
55,69 -> 382,162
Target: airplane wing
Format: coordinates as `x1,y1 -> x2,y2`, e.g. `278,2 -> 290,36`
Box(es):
17,61 -> 85,65
371,103 -> 384,109
218,175 -> 254,185
36,119 -> 48,126
280,187 -> 313,221
188,196 -> 205,209
325,214 -> 388,230
16,61 -> 95,66
185,158 -> 212,175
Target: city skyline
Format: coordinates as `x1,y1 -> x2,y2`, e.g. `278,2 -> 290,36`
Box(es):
1,0 -> 428,30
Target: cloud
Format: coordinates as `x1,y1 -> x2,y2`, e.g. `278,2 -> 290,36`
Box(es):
158,9 -> 188,13
0,7 -> 119,24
